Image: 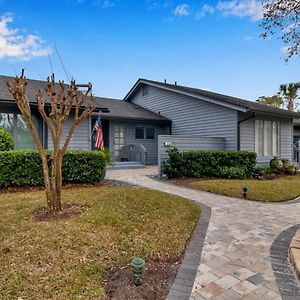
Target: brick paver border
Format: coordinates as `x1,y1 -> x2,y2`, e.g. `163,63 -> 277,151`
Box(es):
166,203 -> 211,300
270,224 -> 300,300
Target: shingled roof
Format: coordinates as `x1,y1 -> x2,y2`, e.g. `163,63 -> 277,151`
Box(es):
92,97 -> 170,122
0,75 -> 170,122
125,78 -> 300,118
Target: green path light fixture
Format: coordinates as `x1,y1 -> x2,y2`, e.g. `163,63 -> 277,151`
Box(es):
131,257 -> 145,286
243,186 -> 249,199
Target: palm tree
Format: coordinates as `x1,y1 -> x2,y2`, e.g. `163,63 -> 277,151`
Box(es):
278,82 -> 300,111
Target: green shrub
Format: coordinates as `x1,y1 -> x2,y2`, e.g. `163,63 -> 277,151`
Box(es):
0,150 -> 107,187
162,148 -> 257,179
0,128 -> 14,151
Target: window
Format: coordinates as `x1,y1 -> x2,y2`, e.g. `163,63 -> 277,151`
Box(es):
0,113 -> 13,136
142,85 -> 149,96
0,113 -> 36,149
135,125 -> 155,140
255,120 -> 280,156
146,126 -> 155,139
135,126 -> 144,139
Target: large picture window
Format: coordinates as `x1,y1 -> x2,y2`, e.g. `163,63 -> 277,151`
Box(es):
255,120 -> 280,156
0,112 -> 36,149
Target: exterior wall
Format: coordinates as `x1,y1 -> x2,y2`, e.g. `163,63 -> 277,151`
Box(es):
130,86 -> 238,150
48,116 -> 91,150
238,112 -> 293,164
158,135 -> 225,175
109,120 -> 169,164
239,114 -> 255,152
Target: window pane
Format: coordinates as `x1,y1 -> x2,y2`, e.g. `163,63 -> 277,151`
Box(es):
0,113 -> 14,136
17,115 -> 35,149
135,127 -> 144,139
146,126 -> 155,139
264,121 -> 272,156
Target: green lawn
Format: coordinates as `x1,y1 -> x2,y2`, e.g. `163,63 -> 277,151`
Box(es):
187,176 -> 300,202
0,186 -> 200,300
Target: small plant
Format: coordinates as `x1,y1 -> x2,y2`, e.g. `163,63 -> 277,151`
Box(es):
282,159 -> 289,169
286,163 -> 296,175
270,156 -> 283,170
0,128 -> 14,151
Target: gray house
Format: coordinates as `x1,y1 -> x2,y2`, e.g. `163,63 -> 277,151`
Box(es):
0,75 -> 299,167
125,79 -> 300,165
0,76 -> 170,166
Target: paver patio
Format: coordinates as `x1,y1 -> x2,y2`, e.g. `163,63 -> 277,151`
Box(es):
106,166 -> 300,300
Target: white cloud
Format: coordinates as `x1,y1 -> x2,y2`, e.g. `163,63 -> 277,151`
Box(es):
0,14 -> 50,61
195,4 -> 215,19
174,4 -> 189,16
147,1 -> 172,10
217,0 -> 263,21
100,0 -> 114,8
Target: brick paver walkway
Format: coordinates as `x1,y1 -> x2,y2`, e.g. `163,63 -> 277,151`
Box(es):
106,166 -> 300,300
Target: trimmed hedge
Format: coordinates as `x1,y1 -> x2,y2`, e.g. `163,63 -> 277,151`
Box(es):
0,150 -> 107,187
162,148 -> 257,179
0,128 -> 14,151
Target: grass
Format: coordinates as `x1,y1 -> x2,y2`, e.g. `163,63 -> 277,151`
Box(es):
0,186 -> 200,300
187,176 -> 300,202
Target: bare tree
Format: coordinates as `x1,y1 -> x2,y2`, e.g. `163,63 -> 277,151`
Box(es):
261,0 -> 300,61
7,71 -> 94,211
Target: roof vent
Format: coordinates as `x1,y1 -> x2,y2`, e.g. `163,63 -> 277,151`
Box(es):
175,81 -> 177,85
164,79 -> 167,84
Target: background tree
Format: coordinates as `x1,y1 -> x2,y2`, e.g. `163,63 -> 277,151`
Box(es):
261,0 -> 300,61
7,71 -> 94,211
278,82 -> 300,111
256,95 -> 284,108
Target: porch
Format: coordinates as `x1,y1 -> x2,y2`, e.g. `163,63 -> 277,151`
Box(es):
91,116 -> 170,168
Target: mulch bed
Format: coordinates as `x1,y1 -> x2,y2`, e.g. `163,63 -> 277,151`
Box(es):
168,173 -> 288,185
104,258 -> 180,300
32,203 -> 87,221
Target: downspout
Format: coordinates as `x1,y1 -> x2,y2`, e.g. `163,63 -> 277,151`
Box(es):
237,112 -> 255,150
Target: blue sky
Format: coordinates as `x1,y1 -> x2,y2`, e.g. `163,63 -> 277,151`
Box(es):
0,0 -> 299,101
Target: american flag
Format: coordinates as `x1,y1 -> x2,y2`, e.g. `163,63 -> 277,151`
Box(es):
94,116 -> 104,150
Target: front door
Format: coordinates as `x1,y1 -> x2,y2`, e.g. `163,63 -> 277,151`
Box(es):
113,125 -> 125,159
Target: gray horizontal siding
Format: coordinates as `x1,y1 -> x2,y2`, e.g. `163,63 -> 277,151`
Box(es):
280,118 -> 293,161
110,120 -> 169,165
48,117 -> 91,150
131,86 -> 238,150
239,116 -> 255,152
158,135 -> 225,175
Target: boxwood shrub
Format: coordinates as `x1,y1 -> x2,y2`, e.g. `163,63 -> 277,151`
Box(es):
0,150 -> 107,187
162,148 -> 257,179
0,128 -> 14,151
